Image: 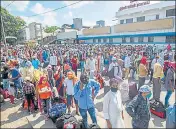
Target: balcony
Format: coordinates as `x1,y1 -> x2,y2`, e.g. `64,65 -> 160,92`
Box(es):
114,18 -> 174,33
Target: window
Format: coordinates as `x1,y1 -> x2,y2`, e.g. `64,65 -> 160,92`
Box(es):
122,37 -> 126,43
109,38 -> 113,43
166,36 -> 176,43
156,14 -> 159,20
166,9 -> 176,17
103,38 -> 107,43
137,16 -> 145,22
120,20 -> 124,24
148,37 -> 154,42
130,37 -> 134,42
126,18 -> 133,23
138,37 -> 144,42
93,39 -> 96,43
98,39 -> 101,43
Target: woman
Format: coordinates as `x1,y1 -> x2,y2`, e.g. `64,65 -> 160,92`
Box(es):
103,77 -> 125,128
54,66 -> 64,97
138,57 -> 148,90
126,85 -> 151,129
71,54 -> 78,76
37,76 -> 52,120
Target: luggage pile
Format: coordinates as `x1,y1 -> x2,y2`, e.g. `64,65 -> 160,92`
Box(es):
149,99 -> 166,119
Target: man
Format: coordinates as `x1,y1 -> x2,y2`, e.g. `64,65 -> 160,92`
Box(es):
86,54 -> 96,79
152,62 -> 164,101
164,62 -> 175,107
74,73 -> 100,128
124,53 -> 131,79
108,57 -> 121,79
32,56 -> 40,69
64,72 -> 79,114
150,54 -> 164,83
10,63 -> 23,99
49,53 -> 58,71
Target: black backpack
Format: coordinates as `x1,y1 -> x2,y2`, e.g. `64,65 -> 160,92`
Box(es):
55,114 -> 78,129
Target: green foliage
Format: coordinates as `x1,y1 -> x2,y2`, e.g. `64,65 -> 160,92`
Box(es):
44,26 -> 59,34
0,7 -> 26,41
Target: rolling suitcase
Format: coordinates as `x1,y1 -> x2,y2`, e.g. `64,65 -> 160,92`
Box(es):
128,82 -> 138,100
0,94 -> 4,103
150,99 -> 166,119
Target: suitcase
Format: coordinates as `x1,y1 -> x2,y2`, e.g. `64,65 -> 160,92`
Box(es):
55,114 -> 78,129
150,99 -> 166,119
0,94 -> 4,103
49,103 -> 67,123
1,89 -> 10,99
128,82 -> 138,100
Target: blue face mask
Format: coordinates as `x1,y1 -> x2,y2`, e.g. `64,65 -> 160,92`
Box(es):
111,87 -> 118,92
146,92 -> 152,99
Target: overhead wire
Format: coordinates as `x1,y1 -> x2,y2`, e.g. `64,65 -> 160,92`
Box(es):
27,1 -> 83,18
4,1 -> 15,9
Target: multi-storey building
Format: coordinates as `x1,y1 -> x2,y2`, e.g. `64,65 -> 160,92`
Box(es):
77,1 -> 175,47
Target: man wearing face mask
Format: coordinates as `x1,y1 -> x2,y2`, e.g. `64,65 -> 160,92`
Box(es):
103,77 -> 125,128
126,85 -> 151,129
74,73 -> 100,128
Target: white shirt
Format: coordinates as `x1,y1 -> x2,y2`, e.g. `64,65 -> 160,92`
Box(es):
64,78 -> 74,95
124,56 -> 131,68
103,90 -> 125,128
50,56 -> 57,66
86,58 -> 96,71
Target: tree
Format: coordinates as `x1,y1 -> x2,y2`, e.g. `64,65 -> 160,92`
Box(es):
0,7 -> 26,42
44,26 -> 60,35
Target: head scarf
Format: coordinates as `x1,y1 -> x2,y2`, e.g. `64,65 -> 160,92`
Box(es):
139,85 -> 151,93
26,61 -> 32,67
109,77 -> 123,88
140,57 -> 147,65
38,76 -> 49,86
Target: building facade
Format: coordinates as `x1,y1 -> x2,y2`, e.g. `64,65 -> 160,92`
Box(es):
17,26 -> 30,44
77,1 -> 175,46
73,18 -> 83,30
28,22 -> 43,40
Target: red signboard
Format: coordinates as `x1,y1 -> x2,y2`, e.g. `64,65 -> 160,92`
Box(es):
119,1 -> 150,11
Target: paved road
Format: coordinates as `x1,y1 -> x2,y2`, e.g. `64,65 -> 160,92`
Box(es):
0,71 -> 175,128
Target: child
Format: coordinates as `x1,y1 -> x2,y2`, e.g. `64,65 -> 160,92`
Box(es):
8,83 -> 15,104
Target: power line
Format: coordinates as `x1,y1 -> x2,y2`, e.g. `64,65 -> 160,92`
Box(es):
4,1 -> 15,9
27,1 -> 83,18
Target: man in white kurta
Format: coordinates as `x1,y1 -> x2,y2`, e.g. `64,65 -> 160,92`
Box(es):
103,78 -> 125,128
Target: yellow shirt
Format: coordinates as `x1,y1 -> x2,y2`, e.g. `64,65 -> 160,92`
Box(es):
139,64 -> 148,77
153,63 -> 164,78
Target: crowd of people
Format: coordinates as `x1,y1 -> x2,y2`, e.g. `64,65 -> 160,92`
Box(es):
0,43 -> 175,128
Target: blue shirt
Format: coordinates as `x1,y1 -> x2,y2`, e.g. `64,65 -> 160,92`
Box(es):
11,68 -> 20,83
74,79 -> 100,110
32,59 -> 40,69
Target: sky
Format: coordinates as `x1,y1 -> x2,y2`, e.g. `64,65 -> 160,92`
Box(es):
1,1 -> 160,27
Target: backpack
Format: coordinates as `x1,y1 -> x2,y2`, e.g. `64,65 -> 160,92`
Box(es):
107,66 -> 120,79
49,103 -> 67,123
55,114 -> 78,129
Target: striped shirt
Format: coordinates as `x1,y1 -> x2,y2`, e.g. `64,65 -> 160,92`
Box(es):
50,56 -> 58,66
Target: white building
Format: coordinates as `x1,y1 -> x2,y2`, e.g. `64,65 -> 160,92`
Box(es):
17,26 -> 30,44
28,22 -> 43,40
77,1 -> 175,46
